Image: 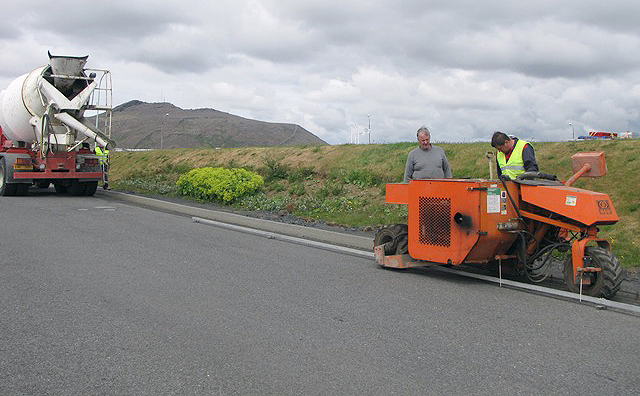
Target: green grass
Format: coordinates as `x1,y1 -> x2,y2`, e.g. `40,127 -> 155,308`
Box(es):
109,139 -> 640,268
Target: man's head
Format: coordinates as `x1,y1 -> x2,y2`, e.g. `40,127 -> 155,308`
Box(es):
491,131 -> 514,154
417,126 -> 431,150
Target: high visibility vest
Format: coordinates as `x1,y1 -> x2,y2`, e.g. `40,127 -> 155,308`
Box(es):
95,146 -> 109,164
497,139 -> 529,179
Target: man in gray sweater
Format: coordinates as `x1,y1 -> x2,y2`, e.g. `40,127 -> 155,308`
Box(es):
403,126 -> 452,182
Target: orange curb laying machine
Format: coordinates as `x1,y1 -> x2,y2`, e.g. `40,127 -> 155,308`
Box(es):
374,151 -> 623,299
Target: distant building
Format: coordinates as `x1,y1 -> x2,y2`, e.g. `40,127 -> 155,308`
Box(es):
577,131 -> 635,140
619,132 -> 634,139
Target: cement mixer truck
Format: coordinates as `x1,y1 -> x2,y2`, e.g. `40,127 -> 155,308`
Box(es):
0,52 -> 115,196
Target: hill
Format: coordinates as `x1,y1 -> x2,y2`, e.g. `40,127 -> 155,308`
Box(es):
109,139 -> 640,268
109,100 -> 327,149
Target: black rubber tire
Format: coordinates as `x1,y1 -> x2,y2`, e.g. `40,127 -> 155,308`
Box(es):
394,232 -> 409,255
54,183 -> 68,195
391,223 -> 408,235
84,181 -> 98,196
374,227 -> 397,255
564,246 -> 623,299
0,158 -> 17,196
14,183 -> 29,196
390,224 -> 409,254
68,180 -> 86,196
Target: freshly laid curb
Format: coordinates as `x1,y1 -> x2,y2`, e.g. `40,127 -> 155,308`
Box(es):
99,190 -> 372,251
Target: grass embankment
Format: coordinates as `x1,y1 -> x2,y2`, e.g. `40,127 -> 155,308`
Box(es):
109,140 -> 640,268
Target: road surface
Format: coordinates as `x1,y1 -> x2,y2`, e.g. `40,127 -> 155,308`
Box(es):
1,191 -> 638,395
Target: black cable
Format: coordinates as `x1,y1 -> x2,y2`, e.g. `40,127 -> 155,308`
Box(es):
43,114 -> 59,155
525,242 -> 571,283
499,175 -> 524,224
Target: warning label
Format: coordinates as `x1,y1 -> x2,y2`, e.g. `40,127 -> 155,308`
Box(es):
487,188 -> 500,213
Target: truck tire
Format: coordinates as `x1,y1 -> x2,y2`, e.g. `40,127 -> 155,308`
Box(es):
84,181 -> 98,196
14,183 -> 29,196
54,183 -> 68,194
564,246 -> 623,299
67,180 -> 86,196
0,158 -> 17,196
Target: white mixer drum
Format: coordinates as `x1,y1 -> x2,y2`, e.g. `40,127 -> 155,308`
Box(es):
0,66 -> 48,142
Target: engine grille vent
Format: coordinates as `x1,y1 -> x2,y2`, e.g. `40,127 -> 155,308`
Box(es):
418,197 -> 451,247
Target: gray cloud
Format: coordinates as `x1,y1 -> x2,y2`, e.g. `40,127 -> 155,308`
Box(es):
1,0 -> 639,144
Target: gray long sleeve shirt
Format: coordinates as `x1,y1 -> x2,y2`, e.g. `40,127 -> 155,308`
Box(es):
403,145 -> 452,182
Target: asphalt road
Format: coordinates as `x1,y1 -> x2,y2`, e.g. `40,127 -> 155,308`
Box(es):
1,191 -> 639,395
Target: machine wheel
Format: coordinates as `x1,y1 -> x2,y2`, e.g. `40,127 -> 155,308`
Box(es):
0,158 -> 17,196
563,246 -> 623,299
84,181 -> 98,196
374,227 -> 397,255
394,232 -> 409,255
67,180 -> 86,196
391,223 -> 408,235
54,183 -> 68,194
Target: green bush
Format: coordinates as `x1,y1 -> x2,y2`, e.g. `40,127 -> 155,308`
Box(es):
269,181 -> 286,192
176,167 -> 263,203
262,157 -> 290,181
113,176 -> 175,195
327,168 -> 383,188
287,166 -> 315,182
343,169 -> 383,188
289,183 -> 305,196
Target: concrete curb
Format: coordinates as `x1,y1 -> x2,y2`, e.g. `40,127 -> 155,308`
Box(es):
100,190 -> 372,251
101,190 -> 640,316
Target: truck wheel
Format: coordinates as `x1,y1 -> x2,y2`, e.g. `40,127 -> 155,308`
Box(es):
14,183 -> 29,196
84,181 -> 98,196
54,183 -> 68,194
563,246 -> 623,299
0,158 -> 17,196
68,180 -> 86,196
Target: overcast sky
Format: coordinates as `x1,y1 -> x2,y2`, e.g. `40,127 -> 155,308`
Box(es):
2,0 -> 639,144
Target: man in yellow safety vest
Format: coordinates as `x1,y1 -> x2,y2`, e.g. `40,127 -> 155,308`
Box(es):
491,131 -> 538,179
95,144 -> 110,189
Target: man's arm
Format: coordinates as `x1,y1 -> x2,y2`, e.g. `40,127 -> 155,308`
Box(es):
522,144 -> 539,172
442,151 -> 452,178
403,151 -> 414,183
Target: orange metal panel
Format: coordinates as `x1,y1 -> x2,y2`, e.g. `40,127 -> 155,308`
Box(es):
385,183 -> 409,204
520,185 -> 618,226
571,152 -> 607,177
570,236 -> 609,284
374,245 -> 428,269
518,209 -> 583,233
406,180 -> 518,265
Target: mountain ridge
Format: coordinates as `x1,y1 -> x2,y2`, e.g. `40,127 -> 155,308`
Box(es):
109,100 -> 327,149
